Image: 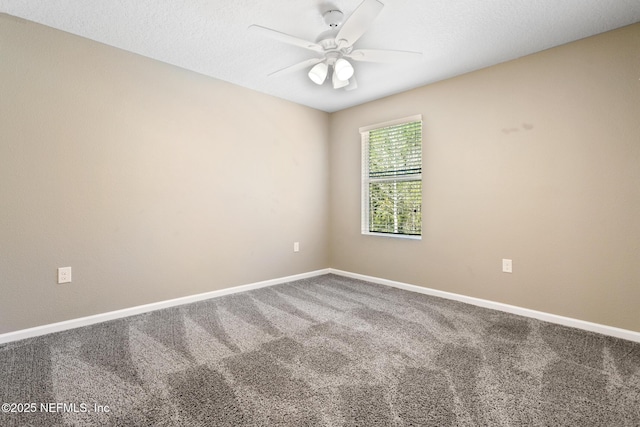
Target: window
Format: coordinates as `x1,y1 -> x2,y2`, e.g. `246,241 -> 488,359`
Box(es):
360,115 -> 422,238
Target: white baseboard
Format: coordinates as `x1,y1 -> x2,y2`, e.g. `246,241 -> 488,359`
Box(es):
0,269 -> 330,345
329,269 -> 640,343
2,267 -> 638,345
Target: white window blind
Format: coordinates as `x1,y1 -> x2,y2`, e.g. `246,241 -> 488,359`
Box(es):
361,115 -> 422,238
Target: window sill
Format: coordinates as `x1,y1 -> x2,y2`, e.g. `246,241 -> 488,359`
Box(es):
362,232 -> 422,241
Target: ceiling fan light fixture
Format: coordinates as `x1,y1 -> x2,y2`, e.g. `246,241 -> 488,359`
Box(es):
308,62 -> 328,84
334,58 -> 354,81
332,71 -> 350,89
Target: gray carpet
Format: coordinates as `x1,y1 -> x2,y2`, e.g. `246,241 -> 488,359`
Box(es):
1,274 -> 639,426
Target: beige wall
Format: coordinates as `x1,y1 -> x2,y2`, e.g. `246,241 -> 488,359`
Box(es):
329,24 -> 640,332
1,14 -> 638,335
0,15 -> 330,333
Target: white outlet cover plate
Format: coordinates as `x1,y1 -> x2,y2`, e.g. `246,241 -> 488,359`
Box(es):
58,267 -> 72,283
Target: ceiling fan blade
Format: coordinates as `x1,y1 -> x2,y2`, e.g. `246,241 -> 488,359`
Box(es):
268,57 -> 325,77
248,25 -> 324,53
347,49 -> 422,63
336,0 -> 384,48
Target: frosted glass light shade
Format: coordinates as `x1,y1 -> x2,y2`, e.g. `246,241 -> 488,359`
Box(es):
308,62 -> 328,85
332,71 -> 349,89
334,58 -> 354,81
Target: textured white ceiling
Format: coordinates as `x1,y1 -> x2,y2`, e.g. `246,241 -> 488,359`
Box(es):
2,0 -> 639,112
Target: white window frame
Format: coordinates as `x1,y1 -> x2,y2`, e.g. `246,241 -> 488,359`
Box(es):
360,114 -> 423,240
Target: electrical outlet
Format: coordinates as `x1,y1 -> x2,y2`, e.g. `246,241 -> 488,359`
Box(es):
293,242 -> 300,252
58,267 -> 72,284
502,259 -> 512,273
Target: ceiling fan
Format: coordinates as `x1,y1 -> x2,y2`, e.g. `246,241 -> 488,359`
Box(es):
248,0 -> 422,91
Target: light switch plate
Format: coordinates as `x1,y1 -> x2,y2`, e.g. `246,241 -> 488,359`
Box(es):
502,259 -> 512,273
